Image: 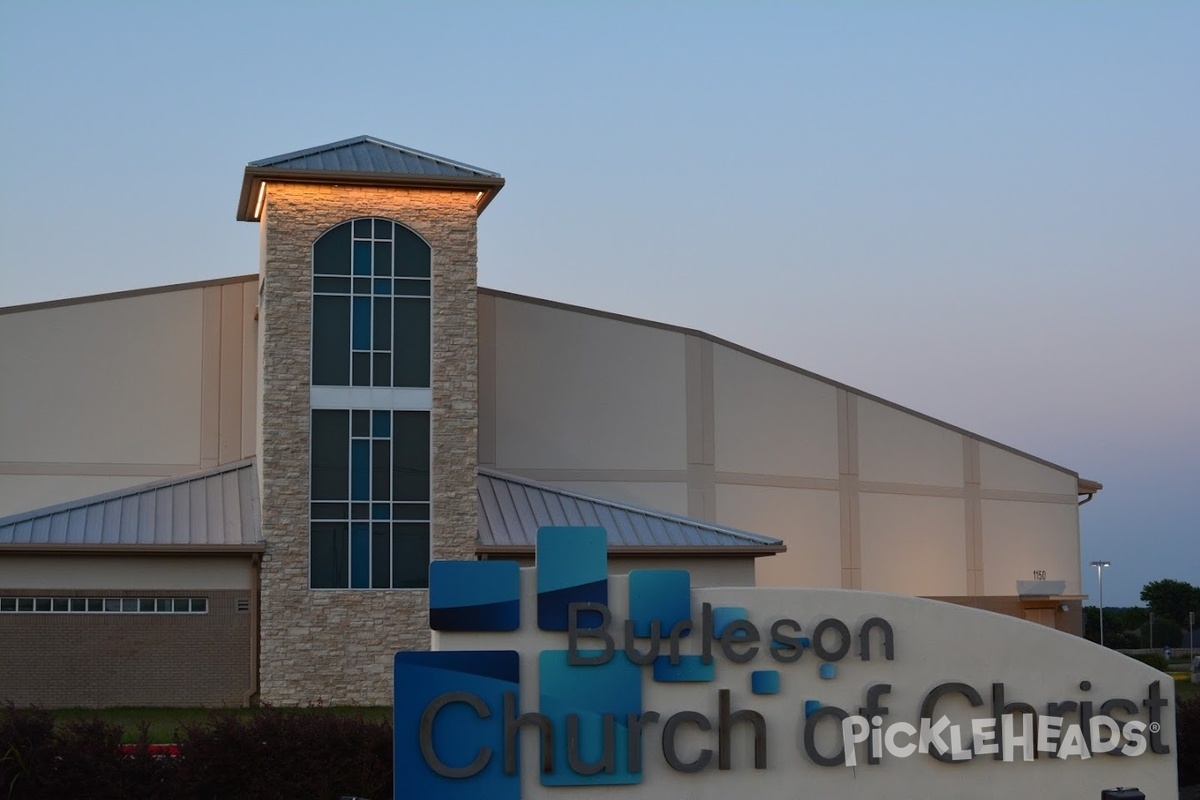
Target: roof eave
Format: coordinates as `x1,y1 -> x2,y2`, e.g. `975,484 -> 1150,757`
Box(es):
237,168 -> 506,221
476,544 -> 786,559
0,543 -> 265,555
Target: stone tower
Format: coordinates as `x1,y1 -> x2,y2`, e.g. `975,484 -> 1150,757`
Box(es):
237,136 -> 503,703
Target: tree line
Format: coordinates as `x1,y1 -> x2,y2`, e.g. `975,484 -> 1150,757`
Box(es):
1083,578 -> 1200,649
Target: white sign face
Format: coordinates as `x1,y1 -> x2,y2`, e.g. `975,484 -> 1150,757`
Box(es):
397,528 -> 1177,800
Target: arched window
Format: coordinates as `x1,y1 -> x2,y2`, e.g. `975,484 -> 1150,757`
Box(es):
308,218 -> 431,589
311,217 -> 430,387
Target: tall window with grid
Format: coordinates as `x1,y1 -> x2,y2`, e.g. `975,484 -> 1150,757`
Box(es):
309,218 -> 432,589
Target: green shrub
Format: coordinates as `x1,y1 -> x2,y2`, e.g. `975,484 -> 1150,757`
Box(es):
1128,651 -> 1169,671
0,703 -> 392,800
1180,695 -> 1200,788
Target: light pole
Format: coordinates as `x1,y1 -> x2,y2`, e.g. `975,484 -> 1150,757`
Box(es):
1091,560 -> 1110,646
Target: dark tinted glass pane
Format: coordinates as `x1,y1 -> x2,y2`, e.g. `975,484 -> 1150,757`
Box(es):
391,502 -> 430,521
70,598 -> 85,611
105,599 -> 120,612
372,440 -> 390,501
312,296 -> 350,385
138,598 -> 154,612
392,298 -> 430,388
372,503 -> 390,520
374,278 -> 391,295
18,598 -> 34,611
373,219 -> 392,239
372,353 -> 390,387
393,279 -> 430,297
371,523 -> 391,588
392,523 -> 430,588
352,297 -> 371,350
86,598 -> 102,611
192,598 -> 208,613
310,410 -> 349,500
353,277 -> 372,294
314,277 -> 351,294
393,225 -> 431,278
352,352 -> 371,386
52,598 -> 68,612
313,222 -> 351,276
351,440 -> 370,501
352,409 -> 370,437
392,411 -> 430,501
156,599 -> 170,612
373,242 -> 392,277
351,502 -> 369,520
311,522 -> 349,588
353,219 -> 372,238
36,598 -> 52,612
373,297 -> 391,351
372,410 -> 390,437
311,502 -> 348,520
353,241 -> 372,275
173,598 -> 190,612
0,598 -> 14,612
351,523 -> 370,589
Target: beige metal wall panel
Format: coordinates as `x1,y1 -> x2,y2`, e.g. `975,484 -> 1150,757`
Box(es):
859,493 -> 968,595
0,292 -> 204,465
546,481 -> 689,517
856,398 -> 964,487
978,442 -> 1077,494
981,499 -> 1082,595
217,282 -> 245,464
711,344 -> 840,477
0,475 -> 162,518
717,484 -> 842,588
492,298 -> 687,470
0,555 -> 252,590
240,281 -> 258,458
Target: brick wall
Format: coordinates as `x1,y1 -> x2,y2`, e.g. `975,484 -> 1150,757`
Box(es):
0,589 -> 250,708
257,184 -> 479,705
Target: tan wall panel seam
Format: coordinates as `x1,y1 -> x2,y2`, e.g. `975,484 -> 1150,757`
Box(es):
0,462 -> 200,476
980,490 -> 1077,504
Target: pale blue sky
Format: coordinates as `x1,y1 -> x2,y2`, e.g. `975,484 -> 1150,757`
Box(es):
1,1 -> 1196,607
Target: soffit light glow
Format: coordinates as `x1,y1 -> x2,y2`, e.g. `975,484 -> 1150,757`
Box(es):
254,182 -> 267,220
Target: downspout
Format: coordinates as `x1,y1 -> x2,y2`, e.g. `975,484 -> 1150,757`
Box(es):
243,552 -> 262,707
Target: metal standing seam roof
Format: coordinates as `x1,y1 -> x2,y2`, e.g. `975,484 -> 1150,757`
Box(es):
0,459 -> 262,552
237,135 -> 505,220
477,468 -> 784,556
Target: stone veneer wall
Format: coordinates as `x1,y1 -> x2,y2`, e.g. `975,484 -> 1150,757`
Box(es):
257,183 -> 479,705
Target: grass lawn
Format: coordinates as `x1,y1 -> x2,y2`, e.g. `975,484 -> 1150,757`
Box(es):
1173,673 -> 1199,701
51,706 -> 392,743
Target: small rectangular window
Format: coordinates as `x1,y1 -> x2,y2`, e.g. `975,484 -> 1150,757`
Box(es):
52,598 -> 68,612
156,598 -> 171,612
0,598 -> 15,612
373,219 -> 392,240
392,278 -> 430,298
190,598 -> 207,613
139,598 -> 155,612
104,599 -> 120,612
353,219 -> 372,238
87,598 -> 103,612
311,502 -> 349,520
34,598 -> 51,612
70,598 -> 86,612
373,242 -> 392,277
121,598 -> 138,612
391,522 -> 430,589
311,521 -> 349,589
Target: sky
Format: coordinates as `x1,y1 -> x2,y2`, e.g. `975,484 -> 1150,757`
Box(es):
1,1 -> 1196,608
